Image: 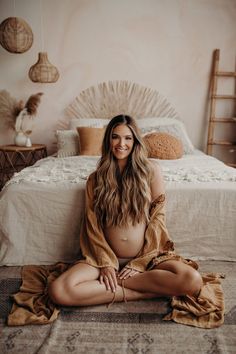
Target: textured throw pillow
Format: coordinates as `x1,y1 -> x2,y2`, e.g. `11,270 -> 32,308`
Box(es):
138,117 -> 194,154
56,130 -> 80,158
70,117 -> 110,130
143,132 -> 183,159
77,127 -> 105,156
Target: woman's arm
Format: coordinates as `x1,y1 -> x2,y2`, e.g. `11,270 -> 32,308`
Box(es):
79,173 -> 119,291
79,173 -> 119,270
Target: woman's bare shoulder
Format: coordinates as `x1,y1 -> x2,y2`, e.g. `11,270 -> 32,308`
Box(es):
149,160 -> 165,200
87,171 -> 96,182
149,160 -> 163,178
86,171 -> 97,193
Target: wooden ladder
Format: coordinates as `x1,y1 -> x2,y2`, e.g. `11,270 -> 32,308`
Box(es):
206,49 -> 236,167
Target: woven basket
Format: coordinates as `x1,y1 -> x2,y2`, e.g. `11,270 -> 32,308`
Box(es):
0,17 -> 33,53
29,52 -> 59,83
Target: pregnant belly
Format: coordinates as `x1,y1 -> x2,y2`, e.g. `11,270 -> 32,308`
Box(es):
104,223 -> 146,258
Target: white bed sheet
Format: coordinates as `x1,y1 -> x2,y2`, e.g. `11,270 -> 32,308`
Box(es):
0,150 -> 235,265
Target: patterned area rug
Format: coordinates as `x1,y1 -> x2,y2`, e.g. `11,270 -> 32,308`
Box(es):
0,261 -> 236,354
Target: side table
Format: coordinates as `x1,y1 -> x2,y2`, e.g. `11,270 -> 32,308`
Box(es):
0,144 -> 47,189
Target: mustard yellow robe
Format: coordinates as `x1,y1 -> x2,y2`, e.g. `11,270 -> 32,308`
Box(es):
76,172 -> 225,329
7,172 -> 225,328
78,172 -> 189,271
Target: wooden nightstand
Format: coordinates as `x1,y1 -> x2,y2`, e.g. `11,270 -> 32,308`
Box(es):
0,144 -> 47,189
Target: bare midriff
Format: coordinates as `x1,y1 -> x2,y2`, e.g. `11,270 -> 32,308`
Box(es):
104,222 -> 146,258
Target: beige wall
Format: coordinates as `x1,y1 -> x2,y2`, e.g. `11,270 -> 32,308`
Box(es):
0,0 -> 235,154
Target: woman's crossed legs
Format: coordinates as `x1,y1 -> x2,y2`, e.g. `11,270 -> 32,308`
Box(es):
49,260 -> 203,306
48,263 -> 150,306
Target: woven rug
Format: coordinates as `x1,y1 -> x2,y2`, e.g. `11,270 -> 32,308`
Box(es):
0,261 -> 236,354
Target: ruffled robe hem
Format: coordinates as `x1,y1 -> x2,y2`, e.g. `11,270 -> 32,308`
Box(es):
7,263 -> 225,329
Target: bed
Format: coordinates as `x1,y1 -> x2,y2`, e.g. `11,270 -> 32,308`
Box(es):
0,81 -> 236,266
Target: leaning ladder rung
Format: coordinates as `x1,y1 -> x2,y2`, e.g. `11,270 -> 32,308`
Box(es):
212,94 -> 236,99
208,141 -> 236,146
211,118 -> 236,122
216,71 -> 236,77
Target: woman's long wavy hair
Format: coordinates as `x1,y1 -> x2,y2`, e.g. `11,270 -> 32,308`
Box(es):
94,115 -> 152,228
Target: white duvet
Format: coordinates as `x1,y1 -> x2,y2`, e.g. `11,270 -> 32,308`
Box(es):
0,150 -> 236,265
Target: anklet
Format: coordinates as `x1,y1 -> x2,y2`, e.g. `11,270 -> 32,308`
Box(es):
121,279 -> 127,303
107,291 -> 116,308
107,280 -> 128,308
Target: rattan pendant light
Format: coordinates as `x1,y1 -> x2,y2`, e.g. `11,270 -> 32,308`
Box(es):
29,52 -> 59,83
28,0 -> 59,83
0,17 -> 33,53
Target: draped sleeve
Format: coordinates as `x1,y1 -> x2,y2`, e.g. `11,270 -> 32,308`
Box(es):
125,194 -> 175,272
78,173 -> 119,270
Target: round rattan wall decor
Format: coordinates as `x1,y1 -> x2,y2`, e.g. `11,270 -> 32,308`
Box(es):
0,17 -> 33,53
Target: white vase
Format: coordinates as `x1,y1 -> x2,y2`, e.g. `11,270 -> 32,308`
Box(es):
26,137 -> 32,147
14,132 -> 27,146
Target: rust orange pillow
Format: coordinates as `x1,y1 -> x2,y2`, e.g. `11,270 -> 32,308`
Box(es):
77,127 -> 105,155
143,132 -> 183,159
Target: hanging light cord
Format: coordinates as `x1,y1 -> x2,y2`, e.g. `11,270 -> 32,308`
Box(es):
13,0 -> 16,17
40,0 -> 44,52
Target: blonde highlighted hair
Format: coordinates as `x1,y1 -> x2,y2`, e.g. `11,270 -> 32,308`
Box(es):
93,115 -> 152,228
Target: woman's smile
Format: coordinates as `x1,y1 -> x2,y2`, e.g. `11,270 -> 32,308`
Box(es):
115,147 -> 128,152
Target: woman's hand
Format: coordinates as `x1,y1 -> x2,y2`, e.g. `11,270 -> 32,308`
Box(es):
118,267 -> 140,280
99,266 -> 118,292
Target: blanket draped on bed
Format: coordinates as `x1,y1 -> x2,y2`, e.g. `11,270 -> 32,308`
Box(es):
7,175 -> 225,328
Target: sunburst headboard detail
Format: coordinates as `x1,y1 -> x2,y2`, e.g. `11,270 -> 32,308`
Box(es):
58,81 -> 180,129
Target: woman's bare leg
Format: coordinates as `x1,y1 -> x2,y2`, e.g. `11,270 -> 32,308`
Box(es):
49,263 -> 156,306
118,260 -> 203,297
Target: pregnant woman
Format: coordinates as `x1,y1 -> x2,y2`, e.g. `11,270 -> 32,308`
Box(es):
49,114 -> 202,306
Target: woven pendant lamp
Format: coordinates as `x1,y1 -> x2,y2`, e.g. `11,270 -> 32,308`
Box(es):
0,17 -> 33,53
28,52 -> 59,83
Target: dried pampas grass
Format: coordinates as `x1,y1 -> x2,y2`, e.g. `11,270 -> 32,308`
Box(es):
0,90 -> 23,130
25,92 -> 43,115
0,90 -> 43,131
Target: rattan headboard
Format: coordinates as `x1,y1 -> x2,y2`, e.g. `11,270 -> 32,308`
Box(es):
59,80 -> 180,129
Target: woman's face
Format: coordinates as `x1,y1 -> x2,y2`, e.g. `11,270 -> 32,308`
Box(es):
110,124 -> 134,163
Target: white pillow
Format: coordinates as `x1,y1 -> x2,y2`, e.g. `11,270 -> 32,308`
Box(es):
69,117 -> 110,130
56,130 -> 80,158
137,117 -> 194,154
